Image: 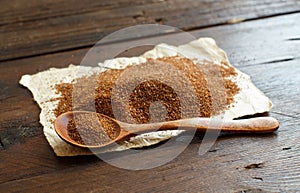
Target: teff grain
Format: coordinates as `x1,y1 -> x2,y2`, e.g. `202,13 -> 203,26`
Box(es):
54,56 -> 240,125
67,113 -> 120,146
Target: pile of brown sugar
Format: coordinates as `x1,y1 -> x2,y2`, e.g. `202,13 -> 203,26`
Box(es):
54,56 -> 239,125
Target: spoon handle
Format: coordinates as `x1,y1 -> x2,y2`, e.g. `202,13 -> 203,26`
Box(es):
127,117 -> 279,134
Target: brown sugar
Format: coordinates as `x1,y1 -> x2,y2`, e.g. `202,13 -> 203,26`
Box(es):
54,56 -> 240,126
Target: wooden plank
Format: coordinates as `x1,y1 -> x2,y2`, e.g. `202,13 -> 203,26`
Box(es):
1,0 -> 300,61
191,13 -> 300,68
1,13 -> 300,191
2,0 -> 299,27
0,0 -> 160,25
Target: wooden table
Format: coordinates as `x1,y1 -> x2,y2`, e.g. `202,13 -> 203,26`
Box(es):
1,1 -> 300,192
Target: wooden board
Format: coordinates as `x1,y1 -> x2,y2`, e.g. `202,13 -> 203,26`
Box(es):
1,0 -> 300,61
1,12 -> 300,192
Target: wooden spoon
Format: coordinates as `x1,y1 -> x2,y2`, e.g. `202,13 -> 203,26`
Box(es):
54,111 -> 279,148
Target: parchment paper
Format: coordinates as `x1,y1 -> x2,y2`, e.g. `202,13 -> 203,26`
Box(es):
19,38 -> 272,156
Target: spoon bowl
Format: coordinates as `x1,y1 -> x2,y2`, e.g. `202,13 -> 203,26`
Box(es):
54,111 -> 279,148
54,111 -> 123,148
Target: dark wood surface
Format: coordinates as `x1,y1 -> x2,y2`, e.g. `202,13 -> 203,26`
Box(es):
1,0 -> 300,61
1,1 -> 300,192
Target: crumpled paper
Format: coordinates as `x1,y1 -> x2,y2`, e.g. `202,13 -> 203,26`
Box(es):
19,38 -> 272,156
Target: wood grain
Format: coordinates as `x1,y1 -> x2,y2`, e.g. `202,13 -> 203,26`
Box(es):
1,0 -> 300,61
1,11 -> 300,193
0,115 -> 298,192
